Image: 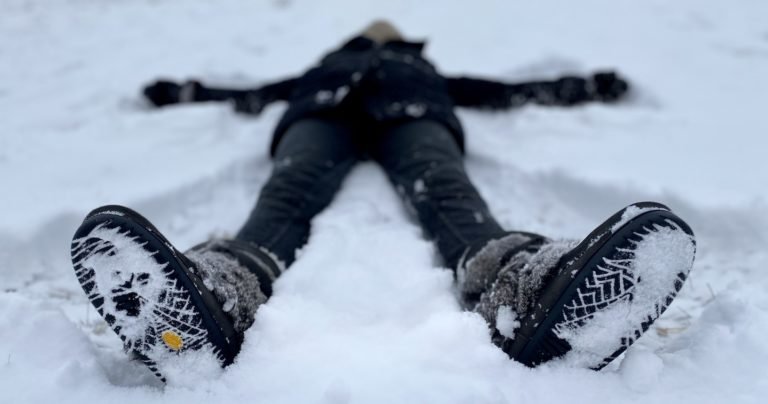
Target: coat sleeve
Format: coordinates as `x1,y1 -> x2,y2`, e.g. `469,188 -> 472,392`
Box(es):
230,77 -> 298,114
142,77 -> 298,115
445,72 -> 629,109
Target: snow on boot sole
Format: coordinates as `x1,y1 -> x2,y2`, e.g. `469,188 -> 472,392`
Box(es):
70,205 -> 241,382
502,202 -> 696,369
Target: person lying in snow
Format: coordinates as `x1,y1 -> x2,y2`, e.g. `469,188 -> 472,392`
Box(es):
70,21 -> 696,382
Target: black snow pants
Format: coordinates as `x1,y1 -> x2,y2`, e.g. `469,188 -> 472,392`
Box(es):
235,117 -> 510,270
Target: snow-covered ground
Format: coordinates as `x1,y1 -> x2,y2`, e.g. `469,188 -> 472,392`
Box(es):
2,0 -> 768,402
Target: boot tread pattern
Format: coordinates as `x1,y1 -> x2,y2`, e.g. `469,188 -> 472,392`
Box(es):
71,222 -> 216,382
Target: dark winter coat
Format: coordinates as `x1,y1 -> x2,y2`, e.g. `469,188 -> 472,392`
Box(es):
143,37 -> 629,156
267,37 -> 464,155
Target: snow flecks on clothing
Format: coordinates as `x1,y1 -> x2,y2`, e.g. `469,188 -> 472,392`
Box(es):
313,86 -> 350,105
315,90 -> 333,103
495,306 -> 520,339
334,86 -> 350,103
405,103 -> 427,117
473,211 -> 485,223
510,94 -> 527,107
413,178 -> 426,193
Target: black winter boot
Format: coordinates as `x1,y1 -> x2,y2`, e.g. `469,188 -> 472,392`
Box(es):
465,202 -> 696,369
70,205 -> 278,382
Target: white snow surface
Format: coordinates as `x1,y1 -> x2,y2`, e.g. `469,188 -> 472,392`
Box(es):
2,0 -> 768,403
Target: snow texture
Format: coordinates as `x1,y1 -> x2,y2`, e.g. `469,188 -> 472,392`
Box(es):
72,224 -> 172,342
2,0 -> 768,403
495,306 -> 519,339
609,205 -> 660,233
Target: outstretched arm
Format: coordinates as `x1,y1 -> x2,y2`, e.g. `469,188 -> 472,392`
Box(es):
446,72 -> 629,109
142,77 -> 297,114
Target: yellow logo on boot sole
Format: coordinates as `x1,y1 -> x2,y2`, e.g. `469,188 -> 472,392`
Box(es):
161,330 -> 183,351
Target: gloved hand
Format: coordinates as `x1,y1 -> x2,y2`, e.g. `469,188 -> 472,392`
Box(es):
553,76 -> 592,105
142,80 -> 182,107
590,71 -> 629,102
550,72 -> 630,105
142,80 -> 205,107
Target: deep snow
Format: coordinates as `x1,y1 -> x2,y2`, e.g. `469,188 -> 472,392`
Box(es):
2,0 -> 768,403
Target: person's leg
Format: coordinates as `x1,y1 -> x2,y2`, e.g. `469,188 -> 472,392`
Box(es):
370,119 -> 533,270
235,117 -> 361,267
369,120 -> 697,371
68,117 -> 361,382
369,120 -> 546,310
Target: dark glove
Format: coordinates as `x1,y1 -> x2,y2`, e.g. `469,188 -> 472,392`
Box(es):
590,72 -> 629,102
552,76 -> 592,105
233,91 -> 266,115
142,80 -> 182,107
142,80 -> 207,107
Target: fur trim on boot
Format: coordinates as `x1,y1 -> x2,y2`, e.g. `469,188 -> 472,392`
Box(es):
457,233 -> 543,299
186,248 -> 268,333
473,239 -> 578,339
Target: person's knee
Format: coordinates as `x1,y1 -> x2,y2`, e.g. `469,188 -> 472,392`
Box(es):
385,138 -> 466,184
275,118 -> 358,161
261,162 -> 322,205
260,154 -> 352,218
388,120 -> 463,157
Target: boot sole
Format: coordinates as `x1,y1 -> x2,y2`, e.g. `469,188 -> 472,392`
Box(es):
70,205 -> 240,382
502,202 -> 696,369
